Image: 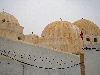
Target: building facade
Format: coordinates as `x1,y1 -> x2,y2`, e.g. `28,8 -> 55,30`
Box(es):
0,11 -> 100,75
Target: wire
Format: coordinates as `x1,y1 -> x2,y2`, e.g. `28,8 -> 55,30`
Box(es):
0,49 -> 84,70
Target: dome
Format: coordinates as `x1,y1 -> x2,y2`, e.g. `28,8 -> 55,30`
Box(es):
40,21 -> 83,54
0,11 -> 24,33
74,19 -> 100,35
0,11 -> 24,40
41,21 -> 80,40
0,11 -> 20,25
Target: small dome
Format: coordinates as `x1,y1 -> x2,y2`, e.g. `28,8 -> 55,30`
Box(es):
0,11 -> 20,25
74,19 -> 100,35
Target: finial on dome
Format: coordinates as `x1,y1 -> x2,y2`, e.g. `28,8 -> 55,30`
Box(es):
60,18 -> 62,21
32,32 -> 33,34
3,9 -> 4,12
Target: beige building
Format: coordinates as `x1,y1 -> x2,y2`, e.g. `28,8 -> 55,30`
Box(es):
0,11 -> 100,75
24,34 -> 39,44
0,11 -> 100,55
39,21 -> 83,54
74,19 -> 100,45
0,11 -> 24,40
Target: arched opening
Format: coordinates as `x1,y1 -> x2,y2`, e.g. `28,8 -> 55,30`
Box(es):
18,37 -> 22,40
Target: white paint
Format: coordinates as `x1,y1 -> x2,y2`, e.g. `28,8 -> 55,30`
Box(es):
84,44 -> 100,75
0,36 -> 81,75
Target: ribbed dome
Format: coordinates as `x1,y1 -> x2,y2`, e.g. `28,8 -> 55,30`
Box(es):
41,21 -> 80,40
74,19 -> 100,35
0,12 -> 20,25
40,21 -> 83,54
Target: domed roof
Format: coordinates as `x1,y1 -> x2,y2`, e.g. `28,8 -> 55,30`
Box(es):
41,21 -> 80,40
40,21 -> 83,54
0,11 -> 20,25
74,19 -> 100,35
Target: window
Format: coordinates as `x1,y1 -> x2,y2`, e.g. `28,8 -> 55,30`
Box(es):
94,38 -> 97,42
86,38 -> 90,41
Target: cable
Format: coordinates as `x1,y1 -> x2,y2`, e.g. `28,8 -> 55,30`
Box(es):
0,49 -> 84,70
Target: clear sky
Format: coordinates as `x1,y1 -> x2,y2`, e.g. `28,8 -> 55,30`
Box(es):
0,0 -> 100,36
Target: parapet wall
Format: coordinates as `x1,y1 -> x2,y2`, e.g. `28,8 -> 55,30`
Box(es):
0,36 -> 81,75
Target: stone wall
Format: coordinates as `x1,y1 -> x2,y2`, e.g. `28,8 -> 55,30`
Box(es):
24,34 -> 39,44
0,36 -> 81,75
0,28 -> 24,40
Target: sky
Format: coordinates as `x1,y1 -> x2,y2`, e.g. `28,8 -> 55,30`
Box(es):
0,0 -> 100,36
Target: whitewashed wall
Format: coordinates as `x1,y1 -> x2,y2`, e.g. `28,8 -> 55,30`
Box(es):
0,36 -> 81,75
84,44 -> 100,75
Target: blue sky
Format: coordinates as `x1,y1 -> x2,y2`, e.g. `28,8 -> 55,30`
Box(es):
0,0 -> 100,36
